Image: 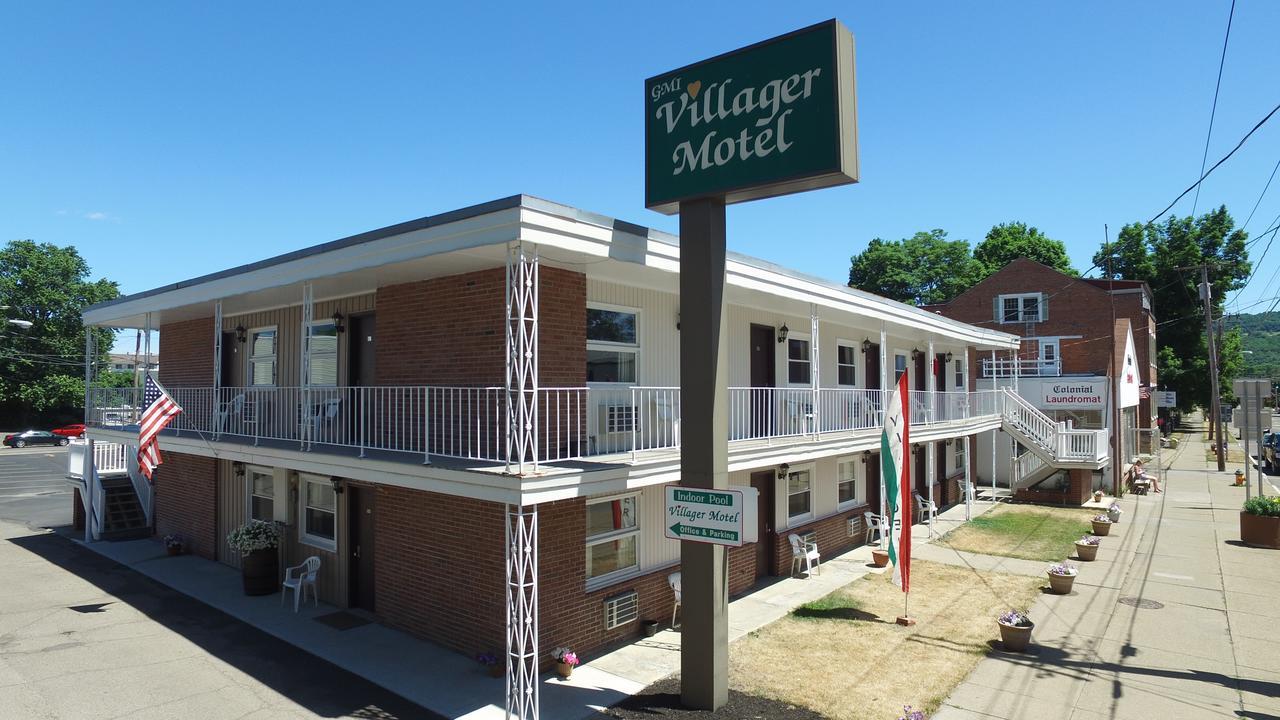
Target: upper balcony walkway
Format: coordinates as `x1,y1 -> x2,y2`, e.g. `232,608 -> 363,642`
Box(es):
980,358 -> 1062,378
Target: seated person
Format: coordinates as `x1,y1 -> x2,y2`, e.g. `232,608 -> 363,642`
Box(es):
1129,459 -> 1162,493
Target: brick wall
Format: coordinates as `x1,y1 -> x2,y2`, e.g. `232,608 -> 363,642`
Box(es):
1014,468 -> 1093,505
537,266 -> 586,387
153,451 -> 217,559
159,317 -> 215,387
771,504 -> 870,576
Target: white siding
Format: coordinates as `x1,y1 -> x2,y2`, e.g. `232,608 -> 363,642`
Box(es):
587,280 -> 681,386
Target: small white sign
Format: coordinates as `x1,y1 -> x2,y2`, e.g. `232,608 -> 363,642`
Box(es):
1154,391 -> 1177,408
664,486 -> 758,547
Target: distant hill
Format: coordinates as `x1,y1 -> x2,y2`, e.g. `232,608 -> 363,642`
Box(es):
1226,311 -> 1280,380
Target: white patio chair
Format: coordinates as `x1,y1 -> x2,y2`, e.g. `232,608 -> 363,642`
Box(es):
282,556 -> 321,612
956,478 -> 976,504
864,511 -> 887,544
214,393 -> 246,435
302,397 -> 341,443
668,571 -> 681,628
788,533 -> 821,577
913,493 -> 938,524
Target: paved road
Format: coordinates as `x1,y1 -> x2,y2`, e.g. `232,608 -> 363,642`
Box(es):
0,446 -> 71,530
0,519 -> 445,719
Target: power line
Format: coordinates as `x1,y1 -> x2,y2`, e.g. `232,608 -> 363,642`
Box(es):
1241,158 -> 1280,233
1191,0 -> 1237,216
1148,100 -> 1280,225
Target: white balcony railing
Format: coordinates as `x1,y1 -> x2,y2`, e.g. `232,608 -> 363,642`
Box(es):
67,438 -> 129,478
85,385 -> 1003,466
982,358 -> 1062,378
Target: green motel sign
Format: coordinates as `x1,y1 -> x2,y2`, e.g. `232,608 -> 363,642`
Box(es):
645,19 -> 859,214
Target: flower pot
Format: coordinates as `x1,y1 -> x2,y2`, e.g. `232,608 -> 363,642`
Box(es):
1240,512 -> 1280,549
1092,491 -> 1104,503
1047,572 -> 1076,595
555,661 -> 573,678
997,620 -> 1034,652
871,549 -> 890,568
1091,520 -> 1111,536
642,620 -> 659,637
240,548 -> 279,596
1107,508 -> 1122,524
166,546 -> 182,557
488,664 -> 504,678
1075,542 -> 1099,562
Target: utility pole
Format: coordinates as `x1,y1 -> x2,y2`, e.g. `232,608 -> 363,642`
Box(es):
1201,266 -> 1226,471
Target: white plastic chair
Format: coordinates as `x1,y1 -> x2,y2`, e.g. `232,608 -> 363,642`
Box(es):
863,511 -> 887,544
668,571 -> 681,628
214,393 -> 246,435
788,533 -> 821,577
914,493 -> 938,523
956,478 -> 976,504
282,556 -> 321,612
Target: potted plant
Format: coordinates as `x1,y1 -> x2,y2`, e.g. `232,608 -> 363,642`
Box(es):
1046,562 -> 1078,594
476,652 -> 503,678
996,609 -> 1034,652
1075,534 -> 1101,561
226,520 -> 281,595
641,619 -> 659,637
1092,490 -> 1104,504
1240,495 -> 1280,549
897,706 -> 928,720
871,548 -> 890,567
552,647 -> 579,678
163,533 -> 185,556
1090,514 -> 1113,536
1107,502 -> 1122,524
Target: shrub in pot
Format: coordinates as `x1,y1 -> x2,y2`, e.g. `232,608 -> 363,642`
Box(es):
1090,514 -> 1112,536
1107,502 -> 1122,524
552,647 -> 580,678
1075,534 -> 1101,561
163,533 -> 185,556
227,520 -> 281,595
996,609 -> 1034,652
1240,496 -> 1280,549
1046,562 -> 1078,594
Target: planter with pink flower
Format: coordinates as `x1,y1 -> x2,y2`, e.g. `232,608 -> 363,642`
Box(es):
1046,562 -> 1078,594
1090,514 -> 1112,536
552,647 -> 579,678
996,609 -> 1034,652
1075,534 -> 1101,561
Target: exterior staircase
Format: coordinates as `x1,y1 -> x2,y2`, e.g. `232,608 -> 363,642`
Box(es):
98,476 -> 150,540
998,388 -> 1109,471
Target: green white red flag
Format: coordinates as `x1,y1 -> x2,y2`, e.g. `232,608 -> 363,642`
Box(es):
881,372 -> 911,591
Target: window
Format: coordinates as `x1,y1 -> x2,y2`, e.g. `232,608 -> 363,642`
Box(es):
837,459 -> 858,507
308,322 -> 338,386
836,342 -> 857,386
299,475 -> 336,550
787,469 -> 812,521
997,293 -> 1045,323
587,306 -> 638,383
954,439 -> 967,471
248,469 -> 274,522
894,353 -> 908,382
787,338 -> 811,384
954,357 -> 966,390
249,328 -> 277,386
585,495 -> 639,581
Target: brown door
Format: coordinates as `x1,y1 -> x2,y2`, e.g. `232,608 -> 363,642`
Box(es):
749,325 -> 776,438
220,332 -> 237,386
914,351 -> 927,392
749,470 -> 775,580
915,446 -> 927,496
348,485 -> 376,611
348,313 -> 376,386
866,452 -> 881,518
864,343 -> 880,390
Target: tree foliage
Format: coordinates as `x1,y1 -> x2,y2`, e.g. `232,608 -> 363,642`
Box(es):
974,222 -> 1076,276
0,240 -> 119,425
1092,206 -> 1250,411
847,230 -> 985,306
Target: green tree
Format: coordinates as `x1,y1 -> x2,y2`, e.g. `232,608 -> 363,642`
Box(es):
974,222 -> 1077,276
1093,206 -> 1250,412
0,240 -> 119,426
848,230 -> 984,306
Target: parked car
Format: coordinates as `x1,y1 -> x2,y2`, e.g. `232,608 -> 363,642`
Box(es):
1262,432 -> 1280,471
3,430 -> 69,448
51,423 -> 85,438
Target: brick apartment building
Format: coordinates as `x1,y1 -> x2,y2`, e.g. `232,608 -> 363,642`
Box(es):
928,258 -> 1157,499
73,197 -> 1107,681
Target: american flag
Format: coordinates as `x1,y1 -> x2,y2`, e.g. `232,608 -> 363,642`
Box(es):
138,375 -> 183,481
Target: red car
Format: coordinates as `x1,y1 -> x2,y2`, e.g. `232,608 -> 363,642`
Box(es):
51,424 -> 85,438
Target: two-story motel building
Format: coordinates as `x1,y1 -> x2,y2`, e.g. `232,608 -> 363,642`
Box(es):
75,196 -> 1107,666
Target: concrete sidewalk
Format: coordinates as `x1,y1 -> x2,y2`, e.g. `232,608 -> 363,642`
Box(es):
935,418 -> 1280,720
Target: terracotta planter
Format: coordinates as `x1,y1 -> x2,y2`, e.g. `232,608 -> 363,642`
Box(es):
555,661 -> 573,678
1240,512 -> 1280,549
1107,508 -> 1122,523
1092,491 -> 1104,503
1075,542 -> 1099,561
1047,572 -> 1076,594
997,620 -> 1034,652
240,548 -> 279,596
871,549 -> 890,568
1091,520 -> 1112,536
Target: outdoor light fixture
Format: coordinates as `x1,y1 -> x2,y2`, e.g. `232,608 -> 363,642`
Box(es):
331,477 -> 344,495
232,462 -> 245,479
911,348 -> 922,361
676,311 -> 681,331
777,324 -> 789,344
777,463 -> 791,479
945,352 -> 954,364
862,338 -> 873,354
861,450 -> 872,464
235,325 -> 247,343
331,312 -> 345,333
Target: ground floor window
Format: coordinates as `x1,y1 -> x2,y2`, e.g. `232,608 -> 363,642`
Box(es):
837,459 -> 857,507
585,494 -> 639,582
248,469 -> 273,522
787,469 -> 813,522
954,439 -> 967,472
299,475 -> 336,551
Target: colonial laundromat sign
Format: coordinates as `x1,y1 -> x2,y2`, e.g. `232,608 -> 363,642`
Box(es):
644,19 -> 859,214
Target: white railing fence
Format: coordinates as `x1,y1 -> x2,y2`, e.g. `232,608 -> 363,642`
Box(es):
998,388 -> 1108,465
982,358 -> 1062,377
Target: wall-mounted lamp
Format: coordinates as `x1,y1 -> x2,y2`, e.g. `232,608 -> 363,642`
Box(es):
331,477 -> 344,495
945,351 -> 954,364
235,325 -> 247,344
676,312 -> 681,332
776,462 -> 791,480
911,348 -> 922,361
777,324 -> 789,344
861,338 -> 873,354
331,312 -> 345,334
861,450 -> 872,464
232,461 -> 245,479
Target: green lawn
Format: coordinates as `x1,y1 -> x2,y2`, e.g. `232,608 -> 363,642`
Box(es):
938,504 -> 1093,562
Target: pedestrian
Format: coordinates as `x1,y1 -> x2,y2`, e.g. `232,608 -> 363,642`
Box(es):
1130,459 -> 1162,493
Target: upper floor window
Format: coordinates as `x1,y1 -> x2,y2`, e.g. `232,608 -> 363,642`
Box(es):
997,293 -> 1046,323
787,338 -> 811,384
308,322 -> 338,386
585,494 -> 639,581
587,306 -> 638,384
953,357 -> 966,390
836,342 -> 857,386
250,328 -> 277,386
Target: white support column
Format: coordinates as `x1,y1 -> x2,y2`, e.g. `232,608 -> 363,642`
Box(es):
213,300 -> 223,390
990,350 -> 998,502
879,324 -> 888,547
144,313 -> 153,428
926,338 -> 936,535
505,243 -> 539,474
300,282 -> 314,450
505,504 -> 539,720
963,435 -> 973,520
83,327 -> 95,427
810,307 -> 820,437
927,338 -> 936,421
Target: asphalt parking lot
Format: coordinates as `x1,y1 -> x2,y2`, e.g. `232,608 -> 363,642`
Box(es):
0,444 -> 71,530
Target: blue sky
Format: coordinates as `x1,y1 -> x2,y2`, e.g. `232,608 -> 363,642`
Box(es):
3,2 -> 1279,353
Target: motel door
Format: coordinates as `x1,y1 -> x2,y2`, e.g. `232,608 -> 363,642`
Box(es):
749,470 -> 775,580
748,325 -> 776,439
348,485 -> 376,612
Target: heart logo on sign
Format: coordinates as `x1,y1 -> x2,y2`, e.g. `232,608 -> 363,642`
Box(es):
687,80 -> 702,99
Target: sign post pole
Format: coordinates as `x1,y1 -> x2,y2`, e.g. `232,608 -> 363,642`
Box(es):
678,197 -> 729,710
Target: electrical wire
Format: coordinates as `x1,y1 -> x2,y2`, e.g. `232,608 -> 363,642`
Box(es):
1191,0 -> 1237,216
1241,158 -> 1280,233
